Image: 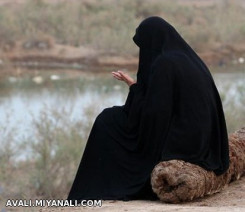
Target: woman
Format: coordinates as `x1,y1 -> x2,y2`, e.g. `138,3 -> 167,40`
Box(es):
67,16 -> 229,202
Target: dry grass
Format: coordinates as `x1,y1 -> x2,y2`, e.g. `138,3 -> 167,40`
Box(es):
0,0 -> 245,56
0,106 -> 97,201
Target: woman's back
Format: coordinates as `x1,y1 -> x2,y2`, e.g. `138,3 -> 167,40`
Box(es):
150,52 -> 229,174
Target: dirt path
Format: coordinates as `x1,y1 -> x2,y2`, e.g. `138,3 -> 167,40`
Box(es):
37,177 -> 245,211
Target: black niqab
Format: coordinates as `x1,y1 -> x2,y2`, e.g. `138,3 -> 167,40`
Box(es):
67,16 -> 229,202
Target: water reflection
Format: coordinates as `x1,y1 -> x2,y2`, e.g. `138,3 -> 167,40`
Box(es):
0,72 -> 128,141
0,70 -> 244,142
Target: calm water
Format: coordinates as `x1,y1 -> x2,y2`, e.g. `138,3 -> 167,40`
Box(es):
0,70 -> 244,145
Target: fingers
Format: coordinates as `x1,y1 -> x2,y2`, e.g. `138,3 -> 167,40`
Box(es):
117,70 -> 129,81
118,71 -> 134,84
112,71 -> 123,80
112,71 -> 122,78
112,71 -> 127,79
112,70 -> 134,85
117,70 -> 126,77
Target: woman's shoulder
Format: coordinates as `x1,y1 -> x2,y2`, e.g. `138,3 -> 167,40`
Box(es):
152,51 -> 190,72
149,54 -> 177,82
151,53 -> 176,73
152,51 -> 182,65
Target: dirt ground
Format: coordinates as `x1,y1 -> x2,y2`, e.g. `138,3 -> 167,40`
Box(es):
1,177 -> 245,212
11,177 -> 242,212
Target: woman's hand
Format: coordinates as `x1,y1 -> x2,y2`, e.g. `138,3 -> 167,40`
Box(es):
111,70 -> 136,86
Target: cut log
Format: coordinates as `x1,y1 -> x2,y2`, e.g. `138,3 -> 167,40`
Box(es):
151,127 -> 245,203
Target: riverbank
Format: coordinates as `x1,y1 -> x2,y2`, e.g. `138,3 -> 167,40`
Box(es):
0,0 -> 245,74
1,41 -> 245,74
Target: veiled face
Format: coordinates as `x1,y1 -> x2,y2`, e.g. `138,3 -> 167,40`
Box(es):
132,27 -> 140,47
132,16 -> 169,51
133,16 -> 191,87
132,16 -> 183,53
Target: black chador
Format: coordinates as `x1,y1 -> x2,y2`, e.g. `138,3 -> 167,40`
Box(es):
67,16 -> 229,201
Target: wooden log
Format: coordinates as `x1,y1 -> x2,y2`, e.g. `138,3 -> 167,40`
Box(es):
151,127 -> 245,203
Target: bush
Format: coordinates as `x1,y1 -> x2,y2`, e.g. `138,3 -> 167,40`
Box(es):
0,0 -> 244,55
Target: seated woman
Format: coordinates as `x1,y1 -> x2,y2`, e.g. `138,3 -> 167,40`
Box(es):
67,16 -> 229,202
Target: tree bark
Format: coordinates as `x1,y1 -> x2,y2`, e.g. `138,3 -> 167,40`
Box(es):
151,127 -> 245,203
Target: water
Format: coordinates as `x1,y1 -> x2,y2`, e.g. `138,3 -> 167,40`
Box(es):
0,70 -> 244,149
0,71 -> 129,138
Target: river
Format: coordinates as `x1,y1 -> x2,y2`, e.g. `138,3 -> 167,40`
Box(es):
0,69 -> 244,160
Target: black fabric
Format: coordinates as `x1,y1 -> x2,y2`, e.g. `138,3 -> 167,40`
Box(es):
67,16 -> 229,202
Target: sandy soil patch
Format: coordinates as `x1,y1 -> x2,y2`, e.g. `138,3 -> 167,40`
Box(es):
32,177 -> 245,211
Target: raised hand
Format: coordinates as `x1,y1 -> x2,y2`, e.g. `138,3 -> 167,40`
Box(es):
111,70 -> 136,86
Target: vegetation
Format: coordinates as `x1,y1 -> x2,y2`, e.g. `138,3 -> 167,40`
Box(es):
0,106 -> 96,200
0,76 -> 244,200
0,0 -> 244,204
0,0 -> 245,55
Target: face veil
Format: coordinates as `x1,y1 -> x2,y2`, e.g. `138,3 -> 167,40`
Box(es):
132,16 -> 214,88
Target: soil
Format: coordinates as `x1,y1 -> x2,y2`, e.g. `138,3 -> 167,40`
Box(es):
1,40 -> 245,74
25,177 -> 245,211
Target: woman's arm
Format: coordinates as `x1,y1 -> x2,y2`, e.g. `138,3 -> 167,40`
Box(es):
111,70 -> 136,86
111,70 -> 139,114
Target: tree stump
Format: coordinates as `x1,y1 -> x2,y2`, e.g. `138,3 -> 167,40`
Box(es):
151,127 -> 245,203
